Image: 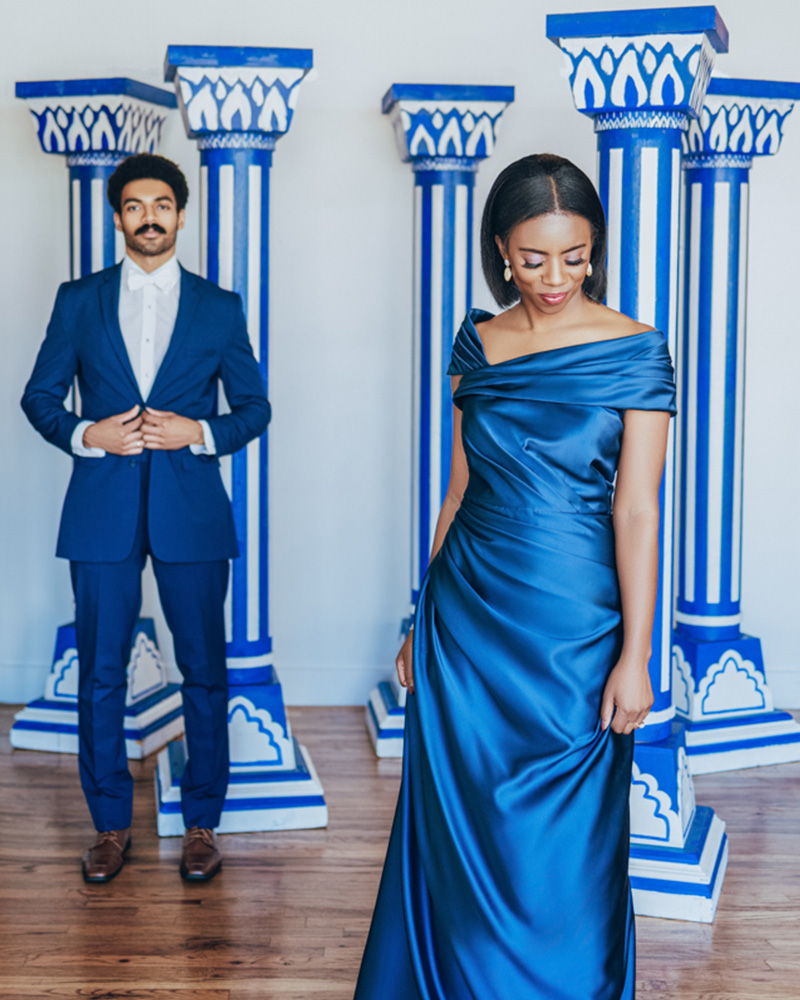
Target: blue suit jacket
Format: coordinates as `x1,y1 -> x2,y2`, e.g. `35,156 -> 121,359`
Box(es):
21,262 -> 271,563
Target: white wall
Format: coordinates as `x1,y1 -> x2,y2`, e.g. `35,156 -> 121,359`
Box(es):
1,0 -> 798,706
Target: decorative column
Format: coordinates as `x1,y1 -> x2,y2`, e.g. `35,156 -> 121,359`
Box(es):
548,6 -> 729,922
366,84 -> 514,757
11,78 -> 183,760
155,45 -> 326,835
674,77 -> 800,773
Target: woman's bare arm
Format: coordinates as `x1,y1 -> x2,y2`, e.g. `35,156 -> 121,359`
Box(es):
397,377 -> 468,694
601,408 -> 671,734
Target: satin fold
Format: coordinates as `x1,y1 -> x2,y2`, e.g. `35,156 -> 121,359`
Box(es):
355,310 -> 676,1000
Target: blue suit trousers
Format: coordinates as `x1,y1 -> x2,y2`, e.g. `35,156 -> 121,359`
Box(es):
70,450 -> 230,831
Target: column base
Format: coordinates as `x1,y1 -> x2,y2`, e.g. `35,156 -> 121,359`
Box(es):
9,619 -> 183,760
680,711 -> 800,774
10,684 -> 184,759
154,736 -> 328,836
365,678 -> 407,758
630,806 -> 728,922
673,633 -> 800,773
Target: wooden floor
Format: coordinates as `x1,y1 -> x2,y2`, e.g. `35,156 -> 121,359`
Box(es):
0,705 -> 798,999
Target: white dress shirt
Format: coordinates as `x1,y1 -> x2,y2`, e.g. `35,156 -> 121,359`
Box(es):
72,254 -> 215,457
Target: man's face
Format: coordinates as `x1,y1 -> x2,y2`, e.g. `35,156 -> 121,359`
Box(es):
114,178 -> 185,260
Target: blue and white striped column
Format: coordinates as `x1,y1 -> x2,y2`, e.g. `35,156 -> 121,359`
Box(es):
155,45 -> 326,835
674,77 -> 800,773
548,7 -> 729,923
16,78 -> 176,277
366,84 -> 514,757
10,78 -> 184,761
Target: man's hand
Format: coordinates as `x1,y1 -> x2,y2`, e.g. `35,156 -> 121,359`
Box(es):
83,405 -> 144,455
142,407 -> 204,451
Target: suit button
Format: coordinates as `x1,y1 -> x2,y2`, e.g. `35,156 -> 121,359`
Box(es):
129,459 -> 138,467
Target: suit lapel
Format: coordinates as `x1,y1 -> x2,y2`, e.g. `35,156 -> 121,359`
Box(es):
99,264 -> 141,399
146,265 -> 203,404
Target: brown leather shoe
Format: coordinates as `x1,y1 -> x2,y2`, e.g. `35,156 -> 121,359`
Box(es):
82,828 -> 130,883
180,827 -> 222,881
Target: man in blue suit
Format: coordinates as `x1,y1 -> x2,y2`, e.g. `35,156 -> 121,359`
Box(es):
22,153 -> 270,883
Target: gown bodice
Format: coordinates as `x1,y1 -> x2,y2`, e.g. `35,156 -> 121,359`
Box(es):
448,309 -> 677,515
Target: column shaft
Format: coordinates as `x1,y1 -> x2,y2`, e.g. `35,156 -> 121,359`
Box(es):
199,140 -> 273,682
596,116 -> 684,741
410,163 -> 475,606
677,162 -> 749,642
67,154 -> 126,278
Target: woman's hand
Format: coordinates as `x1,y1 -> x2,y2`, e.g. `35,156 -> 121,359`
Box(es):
396,628 -> 415,695
600,656 -> 653,735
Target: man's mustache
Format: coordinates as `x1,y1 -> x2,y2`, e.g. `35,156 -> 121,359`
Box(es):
135,223 -> 167,236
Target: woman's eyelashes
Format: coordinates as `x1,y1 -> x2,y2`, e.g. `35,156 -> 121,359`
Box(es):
520,257 -> 586,269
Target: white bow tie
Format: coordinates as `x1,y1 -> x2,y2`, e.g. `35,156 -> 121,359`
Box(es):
127,268 -> 174,292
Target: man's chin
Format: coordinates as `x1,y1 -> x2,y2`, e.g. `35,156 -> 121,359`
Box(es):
127,236 -> 176,258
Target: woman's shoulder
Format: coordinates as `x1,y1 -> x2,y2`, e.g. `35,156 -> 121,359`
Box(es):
447,308 -> 494,375
589,302 -> 655,338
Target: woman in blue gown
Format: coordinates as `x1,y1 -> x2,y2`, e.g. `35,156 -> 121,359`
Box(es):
355,154 -> 676,1000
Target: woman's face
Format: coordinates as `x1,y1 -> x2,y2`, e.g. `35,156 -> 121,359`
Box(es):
497,212 -> 593,314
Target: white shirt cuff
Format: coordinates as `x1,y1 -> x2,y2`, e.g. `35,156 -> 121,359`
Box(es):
190,419 -> 217,455
71,420 -> 105,458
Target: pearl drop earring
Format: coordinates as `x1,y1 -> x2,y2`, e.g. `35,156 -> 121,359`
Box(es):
503,259 -> 512,283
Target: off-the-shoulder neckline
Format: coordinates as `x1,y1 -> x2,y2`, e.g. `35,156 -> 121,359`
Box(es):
463,308 -> 662,368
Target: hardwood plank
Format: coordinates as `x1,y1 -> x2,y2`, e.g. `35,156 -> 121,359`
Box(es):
1,705 -> 799,998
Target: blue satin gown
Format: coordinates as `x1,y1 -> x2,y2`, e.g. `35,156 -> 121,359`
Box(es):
355,310 -> 677,1000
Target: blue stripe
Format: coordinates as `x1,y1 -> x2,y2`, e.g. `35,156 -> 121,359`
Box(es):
695,171 -> 714,612
203,151 -> 220,285
13,706 -> 183,741
25,683 -> 181,716
258,159 -> 271,640
17,77 -> 177,105
687,732 -> 800,755
79,174 -> 92,276
378,680 -> 405,716
677,177 -> 694,618
418,180 -> 433,584
160,794 -> 326,815
367,699 -> 406,740
684,708 -> 794,732
440,173 -> 456,501
631,832 -> 727,899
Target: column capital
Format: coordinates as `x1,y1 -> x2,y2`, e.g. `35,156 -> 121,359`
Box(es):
382,83 -> 514,168
546,6 -> 728,124
15,78 -> 176,159
164,45 -> 314,143
684,77 -> 800,167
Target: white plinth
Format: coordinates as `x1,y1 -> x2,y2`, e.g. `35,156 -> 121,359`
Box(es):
155,736 -> 328,836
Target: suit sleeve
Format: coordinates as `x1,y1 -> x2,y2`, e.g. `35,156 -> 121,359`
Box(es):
205,295 -> 271,456
21,284 -> 83,455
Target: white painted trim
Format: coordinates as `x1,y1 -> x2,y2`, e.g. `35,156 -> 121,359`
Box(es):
199,164 -> 208,278
246,436 -> 260,643
226,651 -> 273,670
731,181 -> 748,604
247,164 -> 262,361
429,184 -> 444,550
606,148 -> 623,312
684,184 -> 702,603
637,146 -> 659,327
411,186 -> 422,593
675,610 -> 741,627
71,178 -> 81,280
90,177 -> 104,274
218,163 -> 234,291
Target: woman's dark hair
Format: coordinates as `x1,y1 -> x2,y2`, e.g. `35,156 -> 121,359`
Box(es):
107,153 -> 189,214
480,153 -> 607,307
